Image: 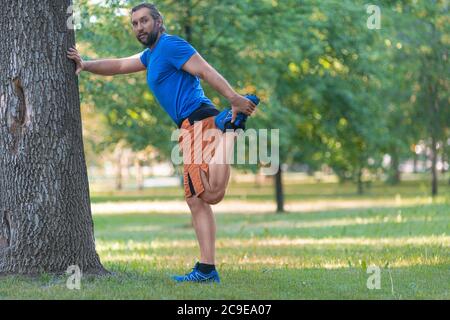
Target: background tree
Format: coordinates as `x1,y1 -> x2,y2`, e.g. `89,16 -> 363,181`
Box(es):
390,0 -> 449,196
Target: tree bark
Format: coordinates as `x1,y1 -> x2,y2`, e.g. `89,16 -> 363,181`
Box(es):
0,0 -> 106,275
388,150 -> 401,185
275,166 -> 285,213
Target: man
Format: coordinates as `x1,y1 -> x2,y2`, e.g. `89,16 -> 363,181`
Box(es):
67,3 -> 259,283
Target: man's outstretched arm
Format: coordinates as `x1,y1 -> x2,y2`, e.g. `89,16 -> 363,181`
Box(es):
182,53 -> 256,122
67,46 -> 146,76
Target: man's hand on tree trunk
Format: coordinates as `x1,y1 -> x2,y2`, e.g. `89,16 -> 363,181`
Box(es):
67,46 -> 84,75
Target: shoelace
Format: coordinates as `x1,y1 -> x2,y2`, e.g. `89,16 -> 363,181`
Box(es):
183,269 -> 211,281
181,266 -> 197,277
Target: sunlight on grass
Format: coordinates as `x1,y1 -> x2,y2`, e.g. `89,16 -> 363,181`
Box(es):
91,196 -> 449,215
224,215 -> 448,230
97,236 -> 450,252
100,255 -> 447,269
98,236 -> 450,270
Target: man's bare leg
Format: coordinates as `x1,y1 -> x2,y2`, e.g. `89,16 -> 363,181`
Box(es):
199,131 -> 238,204
186,195 -> 216,264
180,131 -> 238,267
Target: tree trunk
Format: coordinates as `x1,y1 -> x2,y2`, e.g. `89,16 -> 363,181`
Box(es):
184,0 -> 193,43
448,145 -> 450,185
413,151 -> 418,174
357,167 -> 364,195
430,136 -> 438,197
115,146 -> 123,191
0,0 -> 106,275
427,75 -> 439,197
134,156 -> 144,191
389,151 -> 401,185
441,146 -> 447,174
274,166 -> 285,213
122,149 -> 130,186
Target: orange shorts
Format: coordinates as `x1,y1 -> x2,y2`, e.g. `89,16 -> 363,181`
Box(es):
179,116 -> 221,198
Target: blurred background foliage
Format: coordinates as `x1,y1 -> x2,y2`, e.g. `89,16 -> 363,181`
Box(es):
73,0 -> 449,204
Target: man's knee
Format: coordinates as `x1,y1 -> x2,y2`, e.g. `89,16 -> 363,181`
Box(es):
201,189 -> 225,205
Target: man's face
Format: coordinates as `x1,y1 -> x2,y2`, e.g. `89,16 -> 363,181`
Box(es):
131,8 -> 159,46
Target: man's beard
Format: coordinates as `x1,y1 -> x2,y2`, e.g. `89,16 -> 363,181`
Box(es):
138,24 -> 160,48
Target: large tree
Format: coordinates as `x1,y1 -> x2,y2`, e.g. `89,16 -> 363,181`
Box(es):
392,0 -> 449,196
0,0 -> 106,275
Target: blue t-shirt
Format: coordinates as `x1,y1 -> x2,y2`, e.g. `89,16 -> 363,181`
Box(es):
139,33 -> 213,126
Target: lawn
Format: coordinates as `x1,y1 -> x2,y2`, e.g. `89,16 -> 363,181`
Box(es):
89,175 -> 450,203
0,181 -> 448,299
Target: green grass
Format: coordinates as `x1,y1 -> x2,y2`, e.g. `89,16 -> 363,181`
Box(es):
0,199 -> 448,299
90,177 -> 450,203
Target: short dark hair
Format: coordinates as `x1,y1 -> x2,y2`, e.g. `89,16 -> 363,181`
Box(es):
131,3 -> 166,33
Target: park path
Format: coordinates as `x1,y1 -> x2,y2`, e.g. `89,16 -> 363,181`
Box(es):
91,197 -> 430,215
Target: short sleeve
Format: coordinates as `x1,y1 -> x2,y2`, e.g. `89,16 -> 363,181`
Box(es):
140,48 -> 150,68
164,36 -> 197,70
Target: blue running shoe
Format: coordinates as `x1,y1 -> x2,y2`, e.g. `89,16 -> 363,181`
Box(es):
233,94 -> 260,129
171,263 -> 221,283
215,94 -> 260,132
214,108 -> 234,132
